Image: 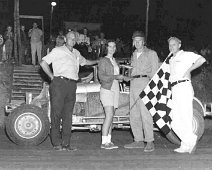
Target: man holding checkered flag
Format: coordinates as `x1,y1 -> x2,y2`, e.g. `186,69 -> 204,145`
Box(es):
124,31 -> 159,152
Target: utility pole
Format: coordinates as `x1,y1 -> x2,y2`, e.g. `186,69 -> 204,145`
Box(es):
17,0 -> 22,65
145,0 -> 150,44
14,0 -> 22,65
14,0 -> 17,63
50,2 -> 57,39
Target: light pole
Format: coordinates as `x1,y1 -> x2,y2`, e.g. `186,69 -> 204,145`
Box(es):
145,0 -> 150,44
50,1 -> 57,39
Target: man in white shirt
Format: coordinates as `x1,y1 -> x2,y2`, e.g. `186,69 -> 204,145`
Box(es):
168,37 -> 206,154
40,31 -> 98,151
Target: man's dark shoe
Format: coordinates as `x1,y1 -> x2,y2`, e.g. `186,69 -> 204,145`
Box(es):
53,145 -> 63,151
62,145 -> 77,151
144,142 -> 155,152
124,141 -> 144,149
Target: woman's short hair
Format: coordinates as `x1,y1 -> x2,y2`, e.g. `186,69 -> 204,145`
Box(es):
105,39 -> 116,54
106,39 -> 116,47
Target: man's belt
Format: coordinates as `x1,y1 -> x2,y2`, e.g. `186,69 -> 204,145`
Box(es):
171,79 -> 189,87
131,75 -> 148,78
57,76 -> 77,82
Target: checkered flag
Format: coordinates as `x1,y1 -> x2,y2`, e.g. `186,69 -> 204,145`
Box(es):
139,54 -> 173,135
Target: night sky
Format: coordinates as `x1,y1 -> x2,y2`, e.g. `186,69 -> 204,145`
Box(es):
12,0 -> 212,48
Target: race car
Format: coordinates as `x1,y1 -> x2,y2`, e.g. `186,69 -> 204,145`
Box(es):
4,65 -> 205,146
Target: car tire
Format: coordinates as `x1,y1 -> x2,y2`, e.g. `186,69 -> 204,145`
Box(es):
193,107 -> 205,140
5,104 -> 50,146
166,98 -> 205,145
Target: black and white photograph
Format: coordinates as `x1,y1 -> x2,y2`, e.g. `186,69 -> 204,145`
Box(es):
0,0 -> 212,169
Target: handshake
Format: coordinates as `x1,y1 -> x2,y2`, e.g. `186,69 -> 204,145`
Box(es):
114,75 -> 133,82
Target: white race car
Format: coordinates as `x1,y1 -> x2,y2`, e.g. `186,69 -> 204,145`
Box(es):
5,66 -> 205,146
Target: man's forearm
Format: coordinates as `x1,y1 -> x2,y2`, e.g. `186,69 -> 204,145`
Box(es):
86,60 -> 98,66
40,60 -> 54,80
187,57 -> 206,73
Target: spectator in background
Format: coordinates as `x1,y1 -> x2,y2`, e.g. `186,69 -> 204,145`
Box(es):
57,30 -> 66,42
78,27 -> 91,58
0,34 -> 4,63
78,27 -> 90,46
98,32 -> 107,58
4,25 -> 13,62
115,37 -> 124,58
20,25 -> 28,64
56,36 -> 65,47
28,22 -> 43,65
67,28 -> 72,32
73,26 -> 80,51
73,25 -> 80,44
91,35 -> 100,59
45,35 -> 56,55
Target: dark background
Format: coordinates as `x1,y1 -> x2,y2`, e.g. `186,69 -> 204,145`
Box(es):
1,0 -> 212,56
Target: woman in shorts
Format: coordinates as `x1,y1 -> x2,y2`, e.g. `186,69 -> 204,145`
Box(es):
98,40 -> 123,149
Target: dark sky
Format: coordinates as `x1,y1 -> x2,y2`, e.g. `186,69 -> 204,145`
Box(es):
18,0 -> 212,28
15,0 -> 212,46
18,0 -> 149,39
19,0 -> 49,16
18,0 -> 212,19
19,0 -> 144,16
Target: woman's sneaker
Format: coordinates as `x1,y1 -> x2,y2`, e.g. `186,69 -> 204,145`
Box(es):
109,142 -> 119,149
101,142 -> 119,149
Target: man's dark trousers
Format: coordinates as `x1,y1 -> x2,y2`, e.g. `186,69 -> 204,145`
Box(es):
49,77 -> 77,146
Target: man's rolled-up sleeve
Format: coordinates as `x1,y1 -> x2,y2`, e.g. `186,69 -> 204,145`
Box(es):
42,48 -> 57,64
79,54 -> 87,66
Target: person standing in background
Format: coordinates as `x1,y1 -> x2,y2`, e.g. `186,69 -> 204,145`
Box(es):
28,22 -> 43,65
115,37 -> 124,58
4,26 -> 13,62
72,26 -> 80,44
45,35 -> 56,55
56,36 -> 65,47
20,25 -> 28,64
57,30 -> 66,42
78,27 -> 91,58
98,32 -> 107,58
91,35 -> 99,58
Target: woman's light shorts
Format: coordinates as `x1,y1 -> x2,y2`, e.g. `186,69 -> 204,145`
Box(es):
100,87 -> 119,108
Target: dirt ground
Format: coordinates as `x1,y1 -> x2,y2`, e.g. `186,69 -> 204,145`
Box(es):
0,122 -> 212,170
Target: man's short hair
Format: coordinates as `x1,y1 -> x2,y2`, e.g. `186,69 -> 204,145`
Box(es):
132,31 -> 145,39
168,37 -> 181,44
65,31 -> 76,40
